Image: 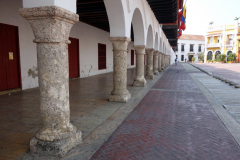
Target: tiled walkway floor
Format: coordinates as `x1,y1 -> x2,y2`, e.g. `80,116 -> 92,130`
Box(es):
91,64 -> 240,160
0,69 -> 137,160
193,63 -> 240,84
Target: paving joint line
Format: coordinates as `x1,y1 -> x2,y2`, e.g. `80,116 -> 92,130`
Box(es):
150,88 -> 201,93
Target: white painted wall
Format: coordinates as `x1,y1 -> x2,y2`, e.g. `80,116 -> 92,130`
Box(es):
0,0 -> 38,90
70,22 -> 135,77
0,0 -> 136,90
175,39 -> 205,62
22,0 -> 76,13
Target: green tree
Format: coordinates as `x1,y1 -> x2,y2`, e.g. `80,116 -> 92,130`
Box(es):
228,53 -> 236,61
209,21 -> 214,25
198,52 -> 204,61
234,17 -> 240,21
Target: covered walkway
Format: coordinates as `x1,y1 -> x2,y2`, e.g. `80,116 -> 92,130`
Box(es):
0,69 -> 133,159
0,68 -> 166,159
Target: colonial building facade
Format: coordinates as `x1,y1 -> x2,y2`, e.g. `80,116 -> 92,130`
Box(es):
0,0 -> 182,157
205,22 -> 240,63
175,34 -> 205,62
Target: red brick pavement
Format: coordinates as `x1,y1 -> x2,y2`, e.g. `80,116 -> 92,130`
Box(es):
90,64 -> 240,160
193,63 -> 240,84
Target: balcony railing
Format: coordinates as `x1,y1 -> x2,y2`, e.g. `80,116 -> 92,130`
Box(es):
206,43 -> 221,48
190,49 -> 194,52
226,41 -> 234,47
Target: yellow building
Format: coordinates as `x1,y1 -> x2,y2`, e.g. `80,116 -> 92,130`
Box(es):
205,22 -> 240,63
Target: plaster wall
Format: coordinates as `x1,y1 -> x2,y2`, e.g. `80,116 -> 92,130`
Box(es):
70,22 -> 135,77
0,0 -> 38,90
0,0 -> 135,90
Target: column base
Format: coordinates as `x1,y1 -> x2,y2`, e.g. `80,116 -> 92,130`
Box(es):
158,69 -> 162,72
133,79 -> 147,87
145,75 -> 154,79
30,130 -> 82,157
109,93 -> 131,102
234,84 -> 240,88
154,71 -> 159,75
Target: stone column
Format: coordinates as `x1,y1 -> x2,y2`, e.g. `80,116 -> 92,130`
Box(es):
153,50 -> 159,75
133,45 -> 147,87
161,54 -> 165,70
168,55 -> 171,66
166,55 -> 169,67
165,55 -> 168,67
20,6 -> 82,157
145,48 -> 154,79
109,37 -> 131,102
158,52 -> 162,72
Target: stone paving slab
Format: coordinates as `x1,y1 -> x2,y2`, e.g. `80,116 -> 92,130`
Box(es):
0,68 -> 143,160
191,72 -> 240,119
191,63 -> 240,88
90,64 -> 240,160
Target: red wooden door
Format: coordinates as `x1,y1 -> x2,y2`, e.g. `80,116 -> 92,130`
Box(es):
238,52 -> 240,63
68,37 -> 79,78
0,23 -> 21,91
131,50 -> 134,65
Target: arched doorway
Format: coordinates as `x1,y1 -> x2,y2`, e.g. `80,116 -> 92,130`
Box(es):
207,51 -> 213,60
215,50 -> 221,60
227,50 -> 232,61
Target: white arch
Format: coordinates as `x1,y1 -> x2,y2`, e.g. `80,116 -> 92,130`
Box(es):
104,0 -> 127,37
131,8 -> 145,45
104,0 -> 171,50
159,38 -> 162,52
146,25 -> 154,48
154,32 -> 159,50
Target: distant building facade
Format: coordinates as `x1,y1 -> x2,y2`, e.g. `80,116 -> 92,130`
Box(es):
205,22 -> 240,63
175,34 -> 205,62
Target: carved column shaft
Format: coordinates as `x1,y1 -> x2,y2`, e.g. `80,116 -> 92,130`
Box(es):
109,37 -> 131,102
153,50 -> 159,75
158,52 -> 162,72
169,55 -> 171,65
165,55 -> 168,67
161,54 -> 165,69
20,6 -> 82,157
145,48 -> 154,79
133,45 -> 146,87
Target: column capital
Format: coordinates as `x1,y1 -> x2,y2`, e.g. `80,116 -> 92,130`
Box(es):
145,48 -> 154,55
134,45 -> 146,55
146,48 -> 154,52
153,50 -> 159,56
109,37 -> 131,51
19,6 -> 79,44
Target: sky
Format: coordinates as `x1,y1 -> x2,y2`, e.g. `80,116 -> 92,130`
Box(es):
183,0 -> 240,35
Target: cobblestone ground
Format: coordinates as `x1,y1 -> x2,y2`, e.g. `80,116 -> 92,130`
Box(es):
91,64 -> 240,160
193,63 -> 240,84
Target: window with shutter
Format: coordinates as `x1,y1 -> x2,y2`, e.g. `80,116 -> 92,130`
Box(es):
98,43 -> 106,70
131,50 -> 134,66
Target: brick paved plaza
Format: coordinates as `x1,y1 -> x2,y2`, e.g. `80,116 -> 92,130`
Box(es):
91,64 -> 240,160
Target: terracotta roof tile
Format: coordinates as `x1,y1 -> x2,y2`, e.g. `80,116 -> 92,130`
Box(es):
179,34 -> 205,41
